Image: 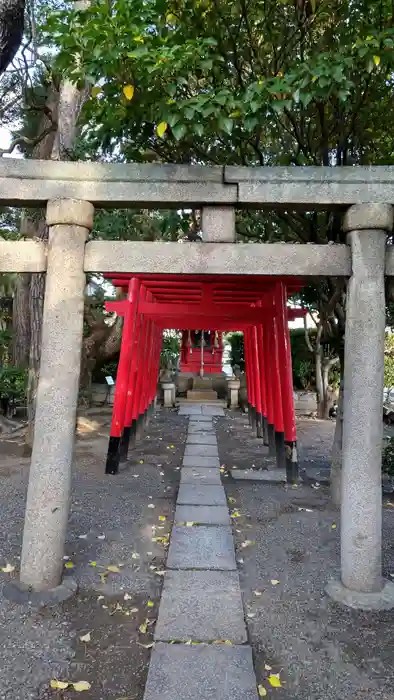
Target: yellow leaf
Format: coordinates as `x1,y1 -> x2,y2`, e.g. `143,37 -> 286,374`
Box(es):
72,680 -> 91,692
64,561 -> 74,569
264,664 -> 272,671
139,460 -> 144,464
79,632 -> 91,643
228,497 -> 236,504
331,523 -> 337,530
185,639 -> 192,645
131,552 -> 140,559
156,121 -> 168,138
270,579 -> 280,586
268,673 -> 282,688
170,444 -> 175,449
186,522 -> 194,527
147,601 -> 154,608
99,572 -> 108,584
123,84 -> 135,100
139,621 -> 148,634
258,685 -> 267,697
159,515 -> 166,522
231,510 -> 241,519
373,55 -> 381,66
50,680 -> 69,690
107,565 -> 120,573
89,561 -> 97,567
0,563 -> 15,573
91,86 -> 102,98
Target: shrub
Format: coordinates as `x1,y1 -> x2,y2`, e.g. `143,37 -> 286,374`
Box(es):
383,437 -> 394,477
0,366 -> 27,409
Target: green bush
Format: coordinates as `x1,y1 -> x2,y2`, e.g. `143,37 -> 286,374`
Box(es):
383,437 -> 394,477
0,366 -> 27,403
227,332 -> 245,371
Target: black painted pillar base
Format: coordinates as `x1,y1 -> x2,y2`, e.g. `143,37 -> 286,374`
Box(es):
250,405 -> 257,432
262,416 -> 269,446
119,426 -> 131,462
136,413 -> 145,440
256,411 -> 263,438
247,403 -> 252,426
275,431 -> 286,471
267,423 -> 276,457
105,436 -> 121,475
285,440 -> 298,484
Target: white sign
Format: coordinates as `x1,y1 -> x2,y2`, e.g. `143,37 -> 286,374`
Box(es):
105,376 -> 115,386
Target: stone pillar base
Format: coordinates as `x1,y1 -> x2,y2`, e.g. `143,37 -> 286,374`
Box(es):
325,578 -> 394,611
162,382 -> 175,407
227,379 -> 240,408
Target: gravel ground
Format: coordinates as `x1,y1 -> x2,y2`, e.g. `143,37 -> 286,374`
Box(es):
0,406 -> 186,700
217,410 -> 394,700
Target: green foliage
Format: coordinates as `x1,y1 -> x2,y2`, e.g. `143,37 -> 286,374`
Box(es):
383,437 -> 394,477
227,332 -> 245,372
0,366 -> 27,403
384,333 -> 394,388
160,332 -> 180,370
290,329 -> 316,390
92,358 -> 119,384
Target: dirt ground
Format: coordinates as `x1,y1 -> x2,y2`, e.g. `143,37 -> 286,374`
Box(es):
1,407 -> 394,700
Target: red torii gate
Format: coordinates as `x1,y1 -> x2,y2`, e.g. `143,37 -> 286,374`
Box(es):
103,273 -> 306,484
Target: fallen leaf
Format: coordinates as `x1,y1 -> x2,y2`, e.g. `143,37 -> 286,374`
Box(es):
185,639 -> 192,645
79,632 -> 91,643
241,540 -> 255,549
123,84 -> 135,100
148,504 -> 155,509
99,572 -> 108,584
159,515 -> 166,522
228,497 -> 236,504
247,612 -> 256,618
137,642 -> 155,649
131,552 -> 140,559
97,595 -> 104,601
64,561 -> 74,569
89,561 -> 97,567
50,680 -> 69,689
97,534 -> 106,540
0,563 -> 15,573
78,534 -> 88,539
147,600 -> 154,608
270,579 -> 280,586
268,673 -> 282,688
258,685 -> 267,697
139,621 -> 148,634
130,607 -> 139,613
73,680 -> 91,692
253,590 -> 262,596
107,565 -> 121,573
186,522 -> 194,527
264,664 -> 272,671
331,523 -> 337,530
170,444 -> 175,449
231,510 -> 241,519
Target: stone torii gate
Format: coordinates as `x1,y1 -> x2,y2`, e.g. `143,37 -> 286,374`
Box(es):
1,160 -> 394,611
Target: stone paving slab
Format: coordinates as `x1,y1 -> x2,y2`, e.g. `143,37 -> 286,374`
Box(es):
175,505 -> 230,525
167,526 -> 236,570
180,467 -> 221,485
177,484 -> 227,506
188,416 -> 213,423
186,434 -> 217,445
154,570 -> 247,642
143,643 -> 259,700
183,456 -> 220,468
184,444 -> 219,457
188,424 -> 215,434
178,407 -> 203,415
202,406 -> 225,416
230,468 -> 286,482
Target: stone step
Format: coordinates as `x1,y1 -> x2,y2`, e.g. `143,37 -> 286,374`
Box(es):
187,390 -> 218,401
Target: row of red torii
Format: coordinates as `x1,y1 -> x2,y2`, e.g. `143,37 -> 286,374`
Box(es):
104,274 -> 305,484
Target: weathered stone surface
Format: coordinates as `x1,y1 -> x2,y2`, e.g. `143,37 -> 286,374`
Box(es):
167,526 -> 236,570
144,643 -> 259,700
180,467 -> 221,485
20,199 -> 93,591
202,406 -> 225,416
177,484 -> 227,506
230,468 -> 285,482
178,406 -> 203,415
187,434 -> 217,445
201,206 -> 236,243
175,505 -> 230,526
326,578 -> 394,611
182,456 -> 220,468
0,241 -> 47,273
84,241 -> 351,277
188,424 -> 215,434
184,444 -> 219,457
154,570 -> 247,642
341,224 -> 387,595
343,203 -> 393,232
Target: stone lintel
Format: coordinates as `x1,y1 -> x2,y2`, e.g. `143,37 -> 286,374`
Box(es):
0,241 -> 47,272
84,241 -> 351,276
343,203 -> 394,232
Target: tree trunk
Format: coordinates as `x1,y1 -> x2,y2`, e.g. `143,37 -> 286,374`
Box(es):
331,358 -> 344,506
24,12 -> 91,447
315,347 -> 326,418
12,273 -> 30,366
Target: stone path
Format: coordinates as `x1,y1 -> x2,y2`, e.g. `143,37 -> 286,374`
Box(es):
143,405 -> 259,700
